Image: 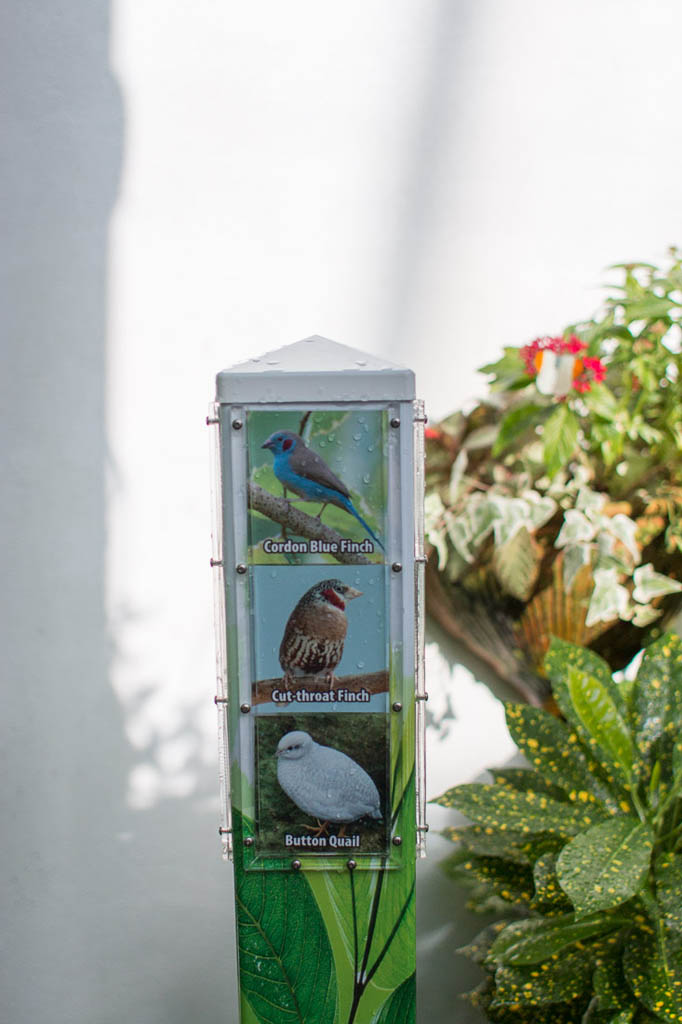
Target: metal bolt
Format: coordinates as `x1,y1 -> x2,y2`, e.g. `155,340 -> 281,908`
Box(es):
390,417 -> 400,428
392,701 -> 403,713
244,837 -> 254,847
214,696 -> 228,705
347,859 -> 357,871
232,419 -> 243,430
206,416 -> 219,426
240,703 -> 251,714
416,692 -> 429,702
236,563 -> 247,574
292,859 -> 302,871
392,836 -> 403,847
210,558 -> 223,567
391,562 -> 402,573
218,827 -> 231,836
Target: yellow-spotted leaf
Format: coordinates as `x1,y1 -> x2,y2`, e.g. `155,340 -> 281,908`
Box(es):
489,912 -> 627,967
491,946 -> 591,1007
624,926 -> 682,1024
557,667 -> 635,783
505,703 -> 621,811
556,817 -> 652,917
655,853 -> 682,934
434,783 -> 607,836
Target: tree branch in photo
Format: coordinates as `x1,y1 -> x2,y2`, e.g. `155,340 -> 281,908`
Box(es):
248,483 -> 373,565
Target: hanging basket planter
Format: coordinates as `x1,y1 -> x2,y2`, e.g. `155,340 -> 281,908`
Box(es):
425,254 -> 682,704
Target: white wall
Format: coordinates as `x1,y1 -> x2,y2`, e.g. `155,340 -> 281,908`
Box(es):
4,2 -> 682,1021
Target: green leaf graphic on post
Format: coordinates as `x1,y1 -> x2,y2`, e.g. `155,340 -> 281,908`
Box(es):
371,972 -> 415,1023
236,845 -> 337,1023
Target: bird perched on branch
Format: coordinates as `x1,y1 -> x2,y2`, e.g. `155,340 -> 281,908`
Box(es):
276,730 -> 381,831
279,579 -> 361,687
261,430 -> 385,551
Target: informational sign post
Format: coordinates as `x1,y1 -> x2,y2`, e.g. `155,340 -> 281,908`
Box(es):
209,336 -> 426,1024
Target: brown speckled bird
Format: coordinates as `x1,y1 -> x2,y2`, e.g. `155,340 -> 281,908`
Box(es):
279,579 -> 362,687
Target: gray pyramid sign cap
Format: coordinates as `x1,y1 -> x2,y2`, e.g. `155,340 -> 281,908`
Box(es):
216,335 -> 415,404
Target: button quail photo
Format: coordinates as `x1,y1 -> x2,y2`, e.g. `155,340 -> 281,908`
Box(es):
276,730 -> 382,829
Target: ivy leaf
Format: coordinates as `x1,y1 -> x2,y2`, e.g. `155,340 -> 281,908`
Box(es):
585,568 -> 630,628
556,817 -> 652,917
236,865 -> 337,1024
492,526 -> 543,601
553,666 -> 634,783
632,564 -> 682,604
434,783 -> 607,836
655,853 -> 682,933
624,925 -> 682,1024
371,972 -> 415,1023
492,403 -> 546,456
542,404 -> 580,479
505,703 -> 620,811
488,912 -> 627,967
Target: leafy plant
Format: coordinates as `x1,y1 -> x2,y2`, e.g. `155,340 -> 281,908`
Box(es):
434,632 -> 682,1023
425,253 -> 682,689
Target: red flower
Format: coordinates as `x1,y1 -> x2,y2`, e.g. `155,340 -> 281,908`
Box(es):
520,334 -> 605,394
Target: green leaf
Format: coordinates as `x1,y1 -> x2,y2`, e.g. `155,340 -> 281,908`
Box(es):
443,852 -> 535,905
491,946 -> 591,1007
631,634 -> 682,771
444,822 -> 561,866
371,973 -> 415,1023
492,526 -> 543,601
593,949 -> 633,1013
492,403 -> 546,456
489,912 -> 627,966
545,638 -> 629,720
434,783 -> 606,836
621,296 -> 679,319
457,922 -> 507,964
655,854 -> 682,933
542,404 -> 580,478
556,817 -> 652,917
624,926 -> 682,1024
554,667 -> 634,782
505,703 -> 620,811
531,852 -> 573,914
236,868 -> 337,1024
491,768 -> 569,802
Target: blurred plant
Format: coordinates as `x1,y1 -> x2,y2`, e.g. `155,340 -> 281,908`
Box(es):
425,252 -> 682,692
435,633 -> 682,1023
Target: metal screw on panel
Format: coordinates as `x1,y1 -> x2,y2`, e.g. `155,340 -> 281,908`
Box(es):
392,701 -> 403,713
391,562 -> 402,573
292,860 -> 302,871
214,696 -> 228,705
347,859 -> 357,871
232,419 -> 243,430
244,837 -> 254,847
210,558 -> 223,567
218,827 -> 231,836
390,417 -> 400,428
236,563 -> 247,574
240,703 -> 251,714
392,836 -> 402,847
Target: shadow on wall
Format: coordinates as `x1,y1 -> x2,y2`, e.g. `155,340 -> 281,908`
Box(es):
0,6 -> 235,1023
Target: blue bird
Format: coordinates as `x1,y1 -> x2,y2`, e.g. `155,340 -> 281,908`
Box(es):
261,431 -> 385,551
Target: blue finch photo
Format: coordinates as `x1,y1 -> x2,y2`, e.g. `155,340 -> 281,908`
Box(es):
246,409 -> 387,564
